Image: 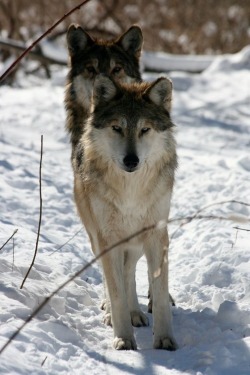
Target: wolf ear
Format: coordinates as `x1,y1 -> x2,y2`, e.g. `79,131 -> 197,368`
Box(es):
145,77 -> 172,112
93,75 -> 118,106
67,24 -> 94,56
117,25 -> 143,58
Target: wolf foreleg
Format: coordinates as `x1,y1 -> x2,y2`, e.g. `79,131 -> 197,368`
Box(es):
124,250 -> 149,327
100,244 -> 137,350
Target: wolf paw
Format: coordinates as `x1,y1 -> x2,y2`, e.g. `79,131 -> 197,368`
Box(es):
131,311 -> 149,327
113,337 -> 137,350
103,313 -> 112,326
153,336 -> 178,351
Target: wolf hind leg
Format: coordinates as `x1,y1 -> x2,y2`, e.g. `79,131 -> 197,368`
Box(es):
101,277 -> 112,326
124,250 -> 149,327
148,274 -> 175,313
144,230 -> 177,351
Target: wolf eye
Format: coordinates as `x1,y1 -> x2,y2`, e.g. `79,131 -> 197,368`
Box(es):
112,125 -> 123,134
112,66 -> 123,74
140,127 -> 150,135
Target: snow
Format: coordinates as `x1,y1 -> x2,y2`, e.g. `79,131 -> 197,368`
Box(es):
40,40 -> 68,64
142,51 -> 215,73
0,47 -> 250,374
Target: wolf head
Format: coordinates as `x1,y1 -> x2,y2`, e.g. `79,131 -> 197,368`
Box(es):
67,25 -> 143,106
85,75 -> 176,174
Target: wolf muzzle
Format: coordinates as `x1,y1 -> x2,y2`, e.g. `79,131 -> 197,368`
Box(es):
123,153 -> 139,172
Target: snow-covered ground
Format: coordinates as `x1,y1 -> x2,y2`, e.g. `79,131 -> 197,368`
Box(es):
0,47 -> 250,375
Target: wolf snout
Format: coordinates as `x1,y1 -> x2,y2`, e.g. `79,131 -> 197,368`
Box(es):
123,154 -> 139,172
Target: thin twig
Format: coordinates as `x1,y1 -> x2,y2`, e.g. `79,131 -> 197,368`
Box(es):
12,237 -> 15,272
233,226 -> 250,232
0,229 -> 18,252
231,228 -> 238,250
169,214 -> 235,224
41,356 -> 47,367
169,199 -> 250,225
192,199 -> 250,218
0,223 -> 156,355
0,0 -> 92,83
20,135 -> 43,289
169,199 -> 250,240
49,227 -> 83,256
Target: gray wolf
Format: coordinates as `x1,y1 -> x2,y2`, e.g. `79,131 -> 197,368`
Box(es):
73,74 -> 178,350
65,24 -> 143,155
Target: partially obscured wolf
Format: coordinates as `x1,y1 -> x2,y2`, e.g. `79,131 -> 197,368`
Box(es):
73,74 -> 178,350
65,24 -> 143,154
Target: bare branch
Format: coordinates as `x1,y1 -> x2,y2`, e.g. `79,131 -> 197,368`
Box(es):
192,199 -> 250,218
169,199 -> 250,225
20,135 -> 43,289
169,199 -> 250,240
0,37 -> 67,66
233,226 -> 250,232
0,0 -> 92,83
0,229 -> 18,252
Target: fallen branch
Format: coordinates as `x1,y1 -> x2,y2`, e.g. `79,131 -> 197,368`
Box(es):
0,229 -> 18,252
20,135 -> 43,289
0,0 -> 92,83
0,37 -> 67,66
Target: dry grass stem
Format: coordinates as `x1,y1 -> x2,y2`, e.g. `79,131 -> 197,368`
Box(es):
49,227 -> 83,256
20,135 -> 43,289
0,229 -> 18,252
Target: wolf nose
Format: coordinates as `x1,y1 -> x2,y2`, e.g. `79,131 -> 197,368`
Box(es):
123,154 -> 139,171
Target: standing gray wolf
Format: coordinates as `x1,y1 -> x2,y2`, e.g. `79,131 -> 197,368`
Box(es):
65,24 -> 143,155
73,74 -> 178,350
